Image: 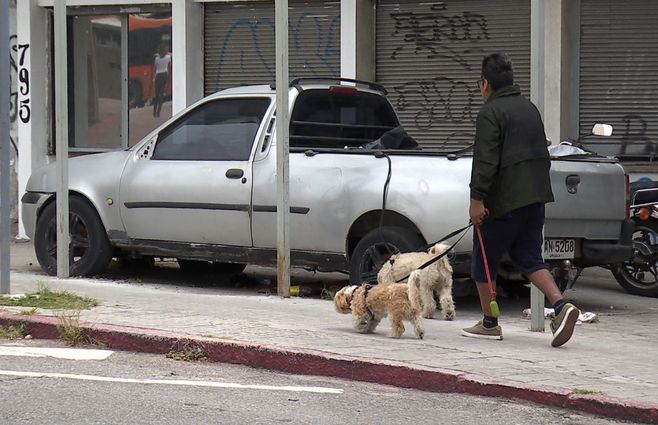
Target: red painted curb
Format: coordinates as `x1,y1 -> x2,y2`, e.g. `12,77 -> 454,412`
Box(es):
2,312 -> 657,424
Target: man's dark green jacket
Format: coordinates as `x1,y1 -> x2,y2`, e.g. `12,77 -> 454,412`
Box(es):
469,85 -> 554,218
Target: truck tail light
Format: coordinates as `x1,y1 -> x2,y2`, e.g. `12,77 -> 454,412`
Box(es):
329,85 -> 358,95
625,174 -> 631,219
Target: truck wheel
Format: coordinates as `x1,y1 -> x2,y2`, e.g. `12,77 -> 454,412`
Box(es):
34,196 -> 113,276
349,226 -> 425,284
611,219 -> 658,297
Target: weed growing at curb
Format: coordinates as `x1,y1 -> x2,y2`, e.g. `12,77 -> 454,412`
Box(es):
572,388 -> 604,395
0,324 -> 29,340
321,287 -> 336,300
19,307 -> 39,316
56,311 -> 92,346
166,341 -> 207,362
0,284 -> 99,310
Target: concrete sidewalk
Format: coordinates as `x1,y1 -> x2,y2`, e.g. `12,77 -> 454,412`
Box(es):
2,241 -> 658,423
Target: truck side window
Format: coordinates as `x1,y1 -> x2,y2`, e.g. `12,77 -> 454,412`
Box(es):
152,98 -> 270,161
290,90 -> 399,149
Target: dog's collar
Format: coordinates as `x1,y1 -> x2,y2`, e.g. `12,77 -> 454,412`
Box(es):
363,283 -> 375,319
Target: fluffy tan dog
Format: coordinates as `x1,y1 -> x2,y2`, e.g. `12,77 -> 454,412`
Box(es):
334,281 -> 425,339
377,243 -> 455,320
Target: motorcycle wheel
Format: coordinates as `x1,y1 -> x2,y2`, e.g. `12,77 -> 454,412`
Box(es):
612,218 -> 658,297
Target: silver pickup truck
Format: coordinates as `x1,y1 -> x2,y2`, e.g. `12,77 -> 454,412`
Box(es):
21,79 -> 633,290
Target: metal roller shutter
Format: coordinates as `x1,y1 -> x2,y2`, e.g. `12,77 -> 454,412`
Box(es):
376,0 -> 530,151
204,1 -> 340,95
580,0 -> 658,159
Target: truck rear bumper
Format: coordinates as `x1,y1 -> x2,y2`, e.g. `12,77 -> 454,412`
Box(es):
579,219 -> 635,266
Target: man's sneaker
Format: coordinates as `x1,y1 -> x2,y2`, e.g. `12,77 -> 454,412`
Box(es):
461,321 -> 503,340
550,303 -> 579,347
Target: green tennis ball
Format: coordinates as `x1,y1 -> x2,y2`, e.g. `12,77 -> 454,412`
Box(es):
490,300 -> 501,318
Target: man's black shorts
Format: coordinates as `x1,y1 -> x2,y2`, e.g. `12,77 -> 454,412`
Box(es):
471,203 -> 548,283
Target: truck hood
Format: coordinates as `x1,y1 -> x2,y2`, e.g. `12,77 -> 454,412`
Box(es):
26,150 -> 132,193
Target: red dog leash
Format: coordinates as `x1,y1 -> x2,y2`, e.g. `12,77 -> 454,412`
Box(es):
475,216 -> 501,318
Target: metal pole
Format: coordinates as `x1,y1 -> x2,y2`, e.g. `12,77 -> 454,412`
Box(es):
54,1 -> 70,278
275,0 -> 290,297
530,0 -> 545,332
0,0 -> 11,294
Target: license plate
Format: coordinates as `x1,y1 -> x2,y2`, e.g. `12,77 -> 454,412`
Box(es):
543,239 -> 575,260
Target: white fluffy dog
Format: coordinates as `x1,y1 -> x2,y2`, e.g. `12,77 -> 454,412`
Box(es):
377,243 -> 455,320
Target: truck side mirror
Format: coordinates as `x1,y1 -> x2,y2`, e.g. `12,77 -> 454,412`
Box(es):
592,123 -> 613,137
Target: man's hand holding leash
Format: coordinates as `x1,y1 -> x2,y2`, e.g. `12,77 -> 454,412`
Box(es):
469,198 -> 488,226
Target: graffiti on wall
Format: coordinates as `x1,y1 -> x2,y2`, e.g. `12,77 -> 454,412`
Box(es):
7,16 -> 19,225
384,2 -> 492,148
8,35 -> 19,163
392,76 -> 478,132
212,12 -> 340,88
10,36 -> 31,125
389,3 -> 489,70
619,114 -> 655,157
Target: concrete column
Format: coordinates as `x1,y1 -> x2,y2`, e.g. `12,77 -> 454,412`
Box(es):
341,0 -> 375,81
340,0 -> 356,79
17,0 -> 50,239
561,0 -> 580,140
532,0 -> 563,145
172,0 -> 203,113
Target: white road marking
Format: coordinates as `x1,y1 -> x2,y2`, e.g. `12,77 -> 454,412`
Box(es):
0,370 -> 344,394
0,346 -> 114,360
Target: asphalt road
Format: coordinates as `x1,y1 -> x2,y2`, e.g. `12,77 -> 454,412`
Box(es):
0,339 -> 640,425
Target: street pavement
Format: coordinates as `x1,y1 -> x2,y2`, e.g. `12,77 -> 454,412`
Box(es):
2,240 -> 658,423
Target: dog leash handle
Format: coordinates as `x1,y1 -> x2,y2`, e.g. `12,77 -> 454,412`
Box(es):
475,223 -> 500,318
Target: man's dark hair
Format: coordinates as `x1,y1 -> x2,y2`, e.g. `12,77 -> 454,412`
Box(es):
481,53 -> 514,91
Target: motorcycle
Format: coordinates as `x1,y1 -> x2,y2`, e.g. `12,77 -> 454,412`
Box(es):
611,180 -> 658,297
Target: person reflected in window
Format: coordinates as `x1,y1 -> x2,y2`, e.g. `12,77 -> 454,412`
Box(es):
152,43 -> 172,118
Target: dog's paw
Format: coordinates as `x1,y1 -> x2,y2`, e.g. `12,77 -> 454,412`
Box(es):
443,311 -> 456,321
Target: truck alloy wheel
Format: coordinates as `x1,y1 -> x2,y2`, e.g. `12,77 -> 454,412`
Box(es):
349,226 -> 425,284
34,197 -> 113,277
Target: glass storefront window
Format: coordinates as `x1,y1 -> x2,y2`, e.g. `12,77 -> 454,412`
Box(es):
65,8 -> 172,151
68,15 -> 123,150
128,13 -> 173,146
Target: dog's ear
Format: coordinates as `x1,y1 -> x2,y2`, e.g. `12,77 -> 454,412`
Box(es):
334,286 -> 356,314
430,243 -> 448,255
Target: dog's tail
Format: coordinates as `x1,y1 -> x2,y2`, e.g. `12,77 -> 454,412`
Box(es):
407,270 -> 424,313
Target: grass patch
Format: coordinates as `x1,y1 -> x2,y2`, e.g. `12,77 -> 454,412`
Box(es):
572,387 -> 604,395
56,311 -> 92,346
0,284 -> 99,310
321,287 -> 336,300
166,342 -> 207,362
0,324 -> 28,340
19,307 -> 39,316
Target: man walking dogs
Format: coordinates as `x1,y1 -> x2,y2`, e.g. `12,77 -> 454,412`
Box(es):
462,53 -> 580,347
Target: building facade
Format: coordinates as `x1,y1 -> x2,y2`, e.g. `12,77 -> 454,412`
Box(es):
13,0 -> 658,237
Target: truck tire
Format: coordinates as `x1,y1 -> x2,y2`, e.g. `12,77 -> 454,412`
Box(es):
34,196 -> 113,276
349,226 -> 425,284
611,218 -> 658,297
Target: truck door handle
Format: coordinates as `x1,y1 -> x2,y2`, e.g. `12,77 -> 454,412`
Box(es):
225,169 -> 244,179
566,174 -> 580,194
